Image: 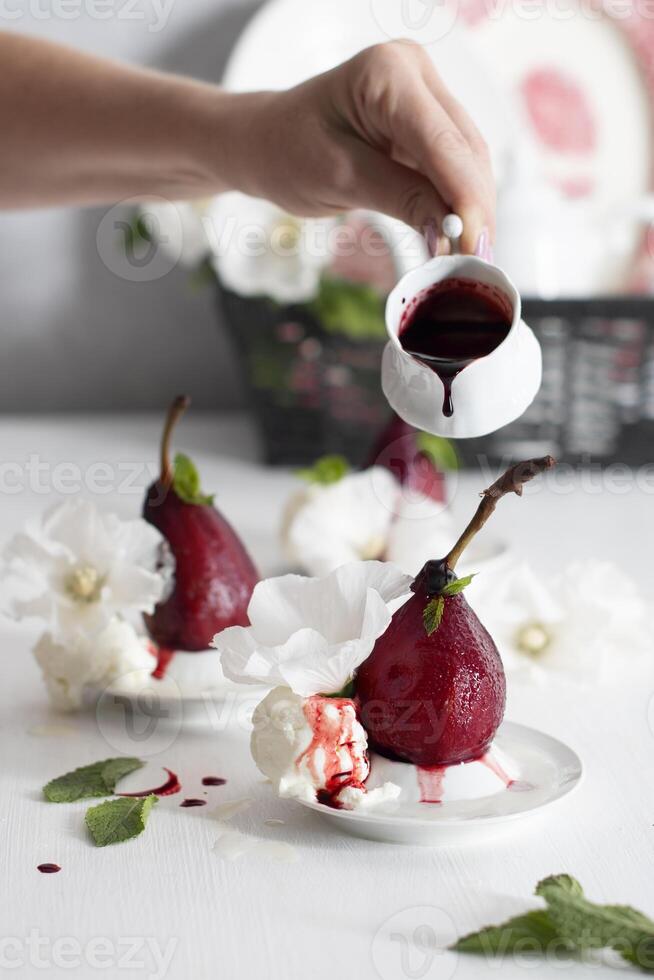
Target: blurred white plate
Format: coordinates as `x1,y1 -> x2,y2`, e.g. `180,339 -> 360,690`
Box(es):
223,0 -> 512,185
298,721 -> 582,845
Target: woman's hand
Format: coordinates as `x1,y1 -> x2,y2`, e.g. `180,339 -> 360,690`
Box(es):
231,41 -> 495,256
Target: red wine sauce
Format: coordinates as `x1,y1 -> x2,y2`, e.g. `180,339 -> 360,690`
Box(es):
37,864 -> 61,874
152,646 -> 175,680
202,777 -> 227,786
399,277 -> 512,417
416,765 -> 447,804
180,798 -> 207,808
118,767 -> 181,798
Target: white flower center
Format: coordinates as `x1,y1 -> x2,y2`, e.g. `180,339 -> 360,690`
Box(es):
515,621 -> 552,657
358,534 -> 386,561
65,564 -> 103,603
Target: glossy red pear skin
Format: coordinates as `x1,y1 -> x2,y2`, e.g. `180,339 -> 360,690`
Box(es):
356,587 -> 506,766
143,482 -> 259,651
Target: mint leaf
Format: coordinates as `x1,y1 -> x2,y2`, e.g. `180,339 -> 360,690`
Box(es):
415,432 -> 459,472
535,875 -> 654,969
85,795 -> 158,847
44,757 -> 144,803
173,453 -> 214,506
441,574 -> 476,597
454,875 -> 654,973
423,596 -> 445,636
296,455 -> 350,486
455,910 -> 561,955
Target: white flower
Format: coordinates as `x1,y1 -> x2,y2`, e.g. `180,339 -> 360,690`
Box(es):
473,560 -> 652,683
34,618 -> 156,711
213,561 -> 412,697
138,198 -> 211,268
1,499 -> 170,640
251,686 -> 400,810
281,468 -> 399,577
207,192 -> 334,303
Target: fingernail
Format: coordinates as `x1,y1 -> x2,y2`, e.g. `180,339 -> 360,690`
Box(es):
426,220 -> 440,257
475,227 -> 493,263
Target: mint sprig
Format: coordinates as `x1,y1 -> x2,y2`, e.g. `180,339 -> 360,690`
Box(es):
454,874 -> 654,972
423,574 -> 476,636
296,455 -> 350,486
44,758 -> 144,803
423,596 -> 445,637
173,453 -> 214,506
85,795 -> 158,847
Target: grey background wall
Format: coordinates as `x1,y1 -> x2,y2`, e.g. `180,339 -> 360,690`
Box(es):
0,0 -> 261,411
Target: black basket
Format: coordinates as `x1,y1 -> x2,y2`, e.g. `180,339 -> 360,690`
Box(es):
220,287 -> 654,467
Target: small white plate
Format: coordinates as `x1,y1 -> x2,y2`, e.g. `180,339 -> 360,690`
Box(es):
298,722 -> 582,846
90,649 -> 265,708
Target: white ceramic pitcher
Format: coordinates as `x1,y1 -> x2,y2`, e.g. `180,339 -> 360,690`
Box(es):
380,254 -> 542,439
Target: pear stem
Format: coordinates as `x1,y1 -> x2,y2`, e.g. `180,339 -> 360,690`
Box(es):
445,456 -> 556,570
160,395 -> 191,487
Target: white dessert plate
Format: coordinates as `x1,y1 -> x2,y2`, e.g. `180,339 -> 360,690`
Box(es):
89,649 -> 265,708
298,721 -> 582,846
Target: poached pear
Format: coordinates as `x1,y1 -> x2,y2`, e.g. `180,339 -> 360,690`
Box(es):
143,395 -> 259,651
366,413 -> 448,504
356,456 -> 555,767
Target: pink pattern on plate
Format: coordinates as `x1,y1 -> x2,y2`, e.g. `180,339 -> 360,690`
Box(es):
521,68 -> 596,154
458,0 -> 493,28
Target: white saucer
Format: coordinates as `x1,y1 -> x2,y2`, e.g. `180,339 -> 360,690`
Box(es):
298,722 -> 582,846
91,649 -> 265,708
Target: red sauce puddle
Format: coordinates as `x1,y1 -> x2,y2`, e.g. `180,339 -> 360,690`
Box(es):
180,799 -> 207,808
151,646 -> 175,680
118,767 -> 181,798
202,777 -> 227,786
37,864 -> 61,874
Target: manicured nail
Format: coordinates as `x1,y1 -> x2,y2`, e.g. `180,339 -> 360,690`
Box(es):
475,227 -> 493,263
426,220 -> 440,257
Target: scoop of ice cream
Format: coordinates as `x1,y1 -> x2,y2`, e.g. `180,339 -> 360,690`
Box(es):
250,686 -> 398,809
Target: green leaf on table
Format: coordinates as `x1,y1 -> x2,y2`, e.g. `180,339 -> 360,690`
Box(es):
535,875 -> 654,969
423,596 -> 445,636
296,454 -> 350,486
441,574 -> 476,597
43,757 -> 144,803
415,432 -> 459,472
85,795 -> 158,847
173,453 -> 214,506
455,910 -> 561,955
453,874 -> 654,973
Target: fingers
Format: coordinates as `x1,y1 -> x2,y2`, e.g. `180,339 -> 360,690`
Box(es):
343,42 -> 495,256
333,135 -> 450,248
387,82 -> 493,255
418,58 -> 496,248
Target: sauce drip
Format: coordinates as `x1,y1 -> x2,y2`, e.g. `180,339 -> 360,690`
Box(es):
202,776 -> 227,787
37,864 -> 61,874
152,646 -> 175,680
416,765 -> 447,804
399,277 -> 511,417
118,767 -> 181,798
180,798 -> 207,808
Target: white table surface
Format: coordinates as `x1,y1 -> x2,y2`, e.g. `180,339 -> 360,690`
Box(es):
1,413 -> 653,980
